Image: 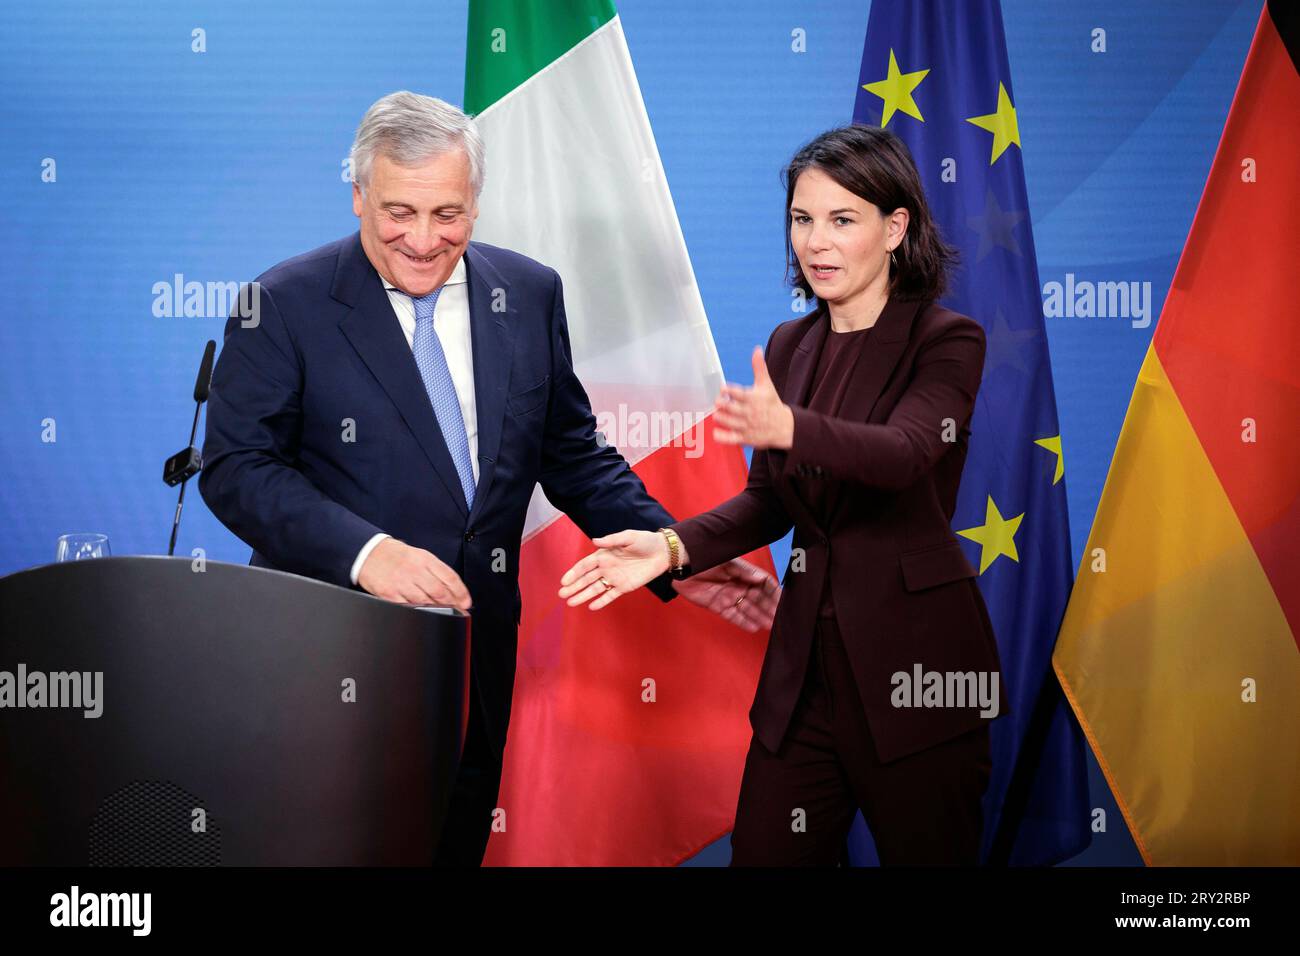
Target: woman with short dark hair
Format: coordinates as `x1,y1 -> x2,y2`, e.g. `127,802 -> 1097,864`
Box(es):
560,124 -> 1007,866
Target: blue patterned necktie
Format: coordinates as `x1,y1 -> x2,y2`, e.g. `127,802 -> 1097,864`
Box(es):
409,288 -> 476,511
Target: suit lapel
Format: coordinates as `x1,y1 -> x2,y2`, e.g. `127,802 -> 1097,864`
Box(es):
782,309 -> 828,409
774,297 -> 925,528
823,297 -> 924,520
834,296 -> 923,426
462,244 -> 515,526
772,310 -> 827,534
333,233 -> 471,518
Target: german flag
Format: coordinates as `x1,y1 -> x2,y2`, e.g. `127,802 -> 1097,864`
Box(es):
1053,0 -> 1300,865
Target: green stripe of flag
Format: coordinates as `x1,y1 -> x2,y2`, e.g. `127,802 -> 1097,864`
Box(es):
464,0 -> 617,115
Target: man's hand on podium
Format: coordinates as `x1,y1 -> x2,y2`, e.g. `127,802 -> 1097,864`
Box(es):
358,538 -> 472,610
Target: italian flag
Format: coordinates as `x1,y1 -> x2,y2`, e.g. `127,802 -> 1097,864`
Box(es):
1053,1 -> 1300,865
464,0 -> 774,865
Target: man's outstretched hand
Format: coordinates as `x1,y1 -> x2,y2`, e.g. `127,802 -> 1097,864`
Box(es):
672,557 -> 780,633
558,529 -> 781,632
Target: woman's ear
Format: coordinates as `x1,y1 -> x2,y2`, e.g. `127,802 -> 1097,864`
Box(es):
888,207 -> 911,250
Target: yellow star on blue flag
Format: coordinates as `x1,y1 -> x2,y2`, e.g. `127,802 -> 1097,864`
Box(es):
861,49 -> 929,127
957,495 -> 1024,574
966,82 -> 1021,164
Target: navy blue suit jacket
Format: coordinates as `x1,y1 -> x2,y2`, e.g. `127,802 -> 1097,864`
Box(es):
199,232 -> 676,755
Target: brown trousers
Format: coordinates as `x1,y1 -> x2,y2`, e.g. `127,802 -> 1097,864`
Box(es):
730,616 -> 993,866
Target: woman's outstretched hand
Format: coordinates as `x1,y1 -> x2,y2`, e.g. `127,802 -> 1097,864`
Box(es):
559,530 -> 668,610
559,529 -> 783,631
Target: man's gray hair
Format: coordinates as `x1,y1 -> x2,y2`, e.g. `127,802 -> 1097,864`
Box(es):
350,91 -> 485,195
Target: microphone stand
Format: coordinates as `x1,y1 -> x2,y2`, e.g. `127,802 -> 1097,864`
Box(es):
165,339 -> 216,556
167,399 -> 204,557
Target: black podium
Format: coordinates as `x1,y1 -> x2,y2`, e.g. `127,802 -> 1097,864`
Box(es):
0,556 -> 469,865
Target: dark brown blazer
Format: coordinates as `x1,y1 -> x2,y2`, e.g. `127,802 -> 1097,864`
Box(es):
671,297 -> 1008,763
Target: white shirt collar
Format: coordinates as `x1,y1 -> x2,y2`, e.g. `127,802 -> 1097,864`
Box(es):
381,253 -> 468,293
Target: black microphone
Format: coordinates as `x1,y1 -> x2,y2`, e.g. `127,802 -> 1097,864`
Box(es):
164,340 -> 217,556
193,338 -> 215,403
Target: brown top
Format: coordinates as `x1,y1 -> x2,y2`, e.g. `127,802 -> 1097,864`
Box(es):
795,320 -> 873,617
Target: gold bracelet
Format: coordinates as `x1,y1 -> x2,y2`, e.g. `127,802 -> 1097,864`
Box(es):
658,527 -> 682,572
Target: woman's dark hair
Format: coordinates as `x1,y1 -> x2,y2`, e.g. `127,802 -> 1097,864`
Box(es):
782,124 -> 956,302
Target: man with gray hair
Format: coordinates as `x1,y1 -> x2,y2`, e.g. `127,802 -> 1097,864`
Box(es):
199,91 -> 779,865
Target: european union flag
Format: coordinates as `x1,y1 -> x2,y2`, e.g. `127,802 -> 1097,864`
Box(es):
847,0 -> 1091,866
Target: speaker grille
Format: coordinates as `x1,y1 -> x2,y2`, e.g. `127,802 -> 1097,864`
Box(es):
88,780 -> 221,866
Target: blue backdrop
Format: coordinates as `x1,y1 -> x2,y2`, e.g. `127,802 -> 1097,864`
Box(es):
0,0 -> 1262,865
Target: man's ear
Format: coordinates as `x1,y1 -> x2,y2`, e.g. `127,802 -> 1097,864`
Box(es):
352,182 -> 364,218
